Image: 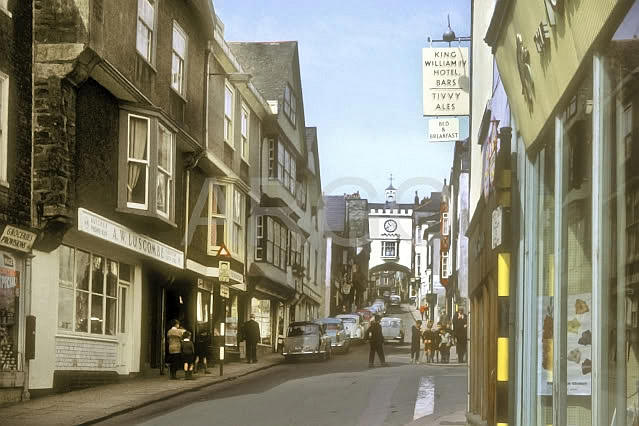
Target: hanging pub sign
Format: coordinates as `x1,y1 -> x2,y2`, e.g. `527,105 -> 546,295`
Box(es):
422,47 -> 470,116
428,118 -> 460,142
218,260 -> 230,283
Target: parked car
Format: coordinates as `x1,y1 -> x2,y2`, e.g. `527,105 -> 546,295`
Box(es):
373,299 -> 387,315
356,308 -> 373,334
336,314 -> 365,341
380,317 -> 405,343
315,318 -> 350,353
282,321 -> 332,361
390,294 -> 401,307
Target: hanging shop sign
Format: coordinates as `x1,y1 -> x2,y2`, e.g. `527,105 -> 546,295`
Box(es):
218,261 -> 230,283
220,284 -> 230,298
0,225 -> 37,253
428,118 -> 460,142
422,47 -> 470,116
77,208 -> 184,268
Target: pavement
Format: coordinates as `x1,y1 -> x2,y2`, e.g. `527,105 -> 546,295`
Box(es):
0,352 -> 283,426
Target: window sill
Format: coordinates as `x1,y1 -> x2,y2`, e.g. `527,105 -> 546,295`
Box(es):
224,139 -> 236,151
56,332 -> 119,343
116,206 -> 178,229
136,52 -> 157,73
0,180 -> 9,189
170,87 -> 188,103
240,156 -> 250,166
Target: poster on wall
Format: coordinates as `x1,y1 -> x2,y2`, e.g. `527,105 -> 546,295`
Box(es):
537,293 -> 592,396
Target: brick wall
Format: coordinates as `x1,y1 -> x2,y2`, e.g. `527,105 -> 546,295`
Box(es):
55,336 -> 118,370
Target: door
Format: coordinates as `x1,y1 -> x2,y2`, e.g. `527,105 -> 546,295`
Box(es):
117,284 -> 130,374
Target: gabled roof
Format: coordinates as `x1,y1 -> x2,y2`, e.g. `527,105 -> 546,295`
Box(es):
324,195 -> 346,233
228,41 -> 298,102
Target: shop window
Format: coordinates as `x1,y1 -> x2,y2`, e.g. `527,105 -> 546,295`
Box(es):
251,297 -> 271,345
225,294 -> 238,347
136,0 -> 155,65
0,253 -> 19,371
120,111 -> 176,222
57,246 -> 130,337
171,22 -> 187,97
224,82 -> 234,147
600,5 -> 639,422
381,241 -> 397,259
240,102 -> 249,161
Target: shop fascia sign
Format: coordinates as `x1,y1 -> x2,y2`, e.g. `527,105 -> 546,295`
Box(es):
0,225 -> 37,253
422,47 -> 469,116
78,208 -> 184,268
428,118 -> 460,142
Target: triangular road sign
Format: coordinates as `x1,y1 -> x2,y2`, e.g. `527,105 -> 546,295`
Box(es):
217,242 -> 231,258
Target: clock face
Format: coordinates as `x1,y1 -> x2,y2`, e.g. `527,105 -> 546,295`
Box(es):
384,220 -> 398,233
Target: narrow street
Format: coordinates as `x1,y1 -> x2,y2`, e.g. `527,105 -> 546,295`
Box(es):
96,307 -> 467,426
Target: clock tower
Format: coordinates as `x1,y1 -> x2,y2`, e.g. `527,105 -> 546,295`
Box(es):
385,174 -> 397,206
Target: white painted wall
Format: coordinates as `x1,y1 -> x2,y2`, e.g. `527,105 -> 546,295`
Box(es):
368,208 -> 413,271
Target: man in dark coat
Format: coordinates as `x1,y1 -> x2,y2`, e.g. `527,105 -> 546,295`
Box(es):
244,314 -> 261,364
411,320 -> 422,364
452,307 -> 468,363
366,315 -> 387,367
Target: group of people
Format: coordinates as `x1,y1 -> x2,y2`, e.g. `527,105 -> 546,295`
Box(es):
166,319 -> 211,380
410,307 -> 467,364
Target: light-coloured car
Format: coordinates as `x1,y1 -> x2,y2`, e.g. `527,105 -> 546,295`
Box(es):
336,314 -> 365,341
282,321 -> 332,361
315,318 -> 350,353
390,295 -> 401,306
380,317 -> 405,343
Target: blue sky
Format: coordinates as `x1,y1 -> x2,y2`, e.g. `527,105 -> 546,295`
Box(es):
215,0 -> 471,203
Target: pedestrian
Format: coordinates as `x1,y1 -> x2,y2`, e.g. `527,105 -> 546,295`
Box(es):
411,320 -> 422,364
452,306 -> 468,363
194,328 -> 211,374
366,314 -> 387,367
422,320 -> 437,363
419,304 -> 426,321
438,323 -> 453,364
166,319 -> 184,380
244,314 -> 261,364
181,330 -> 196,380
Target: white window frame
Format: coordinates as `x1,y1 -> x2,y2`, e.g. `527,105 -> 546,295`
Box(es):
136,0 -> 156,65
171,21 -> 188,97
283,84 -> 296,127
57,246 -> 130,338
0,0 -> 11,18
224,81 -> 234,147
126,114 -> 151,210
208,182 -> 227,254
232,187 -> 245,258
207,182 -> 246,259
156,123 -> 174,218
240,102 -> 250,161
381,241 -> 398,259
441,251 -> 449,278
442,212 -> 450,235
0,72 -> 7,184
255,216 -> 264,261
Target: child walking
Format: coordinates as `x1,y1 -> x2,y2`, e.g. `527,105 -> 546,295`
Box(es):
181,331 -> 196,380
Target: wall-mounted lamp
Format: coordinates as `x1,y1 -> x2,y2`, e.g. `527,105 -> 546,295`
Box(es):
208,72 -> 252,83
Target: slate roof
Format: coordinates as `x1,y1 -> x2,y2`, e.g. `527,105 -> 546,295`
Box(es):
228,41 -> 298,102
324,195 -> 346,233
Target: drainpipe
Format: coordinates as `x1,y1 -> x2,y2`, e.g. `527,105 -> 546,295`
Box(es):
22,254 -> 34,401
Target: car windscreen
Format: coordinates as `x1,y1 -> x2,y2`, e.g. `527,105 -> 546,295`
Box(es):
381,320 -> 401,327
324,323 -> 340,330
339,317 -> 356,323
288,324 -> 318,336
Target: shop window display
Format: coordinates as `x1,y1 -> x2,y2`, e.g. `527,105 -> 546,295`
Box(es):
601,2 -> 639,423
0,253 -> 18,371
251,297 -> 271,345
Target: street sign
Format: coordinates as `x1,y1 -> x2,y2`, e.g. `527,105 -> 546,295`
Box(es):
217,242 -> 231,258
220,284 -> 230,298
219,260 -> 230,283
428,118 -> 460,142
422,47 -> 470,116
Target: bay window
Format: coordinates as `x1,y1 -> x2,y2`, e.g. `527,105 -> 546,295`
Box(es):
241,102 -> 249,161
207,182 -> 247,259
256,216 -> 289,270
58,245 -> 130,337
269,139 -> 297,194
283,84 -> 296,127
119,110 -> 176,222
224,82 -> 234,147
136,0 -> 155,64
171,22 -> 187,96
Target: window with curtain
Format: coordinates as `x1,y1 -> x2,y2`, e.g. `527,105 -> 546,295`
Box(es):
171,23 -> 187,96
127,115 -> 149,208
136,0 -> 154,63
